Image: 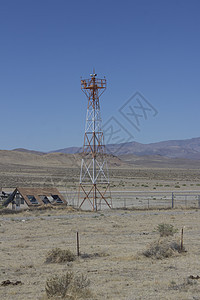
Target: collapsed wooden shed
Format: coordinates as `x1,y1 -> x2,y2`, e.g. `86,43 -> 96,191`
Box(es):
3,187 -> 67,210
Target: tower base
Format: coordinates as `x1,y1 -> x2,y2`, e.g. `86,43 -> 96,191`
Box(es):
78,183 -> 112,211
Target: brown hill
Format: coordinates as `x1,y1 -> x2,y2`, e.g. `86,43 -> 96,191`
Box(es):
120,154 -> 200,169
0,150 -> 127,169
0,150 -> 200,170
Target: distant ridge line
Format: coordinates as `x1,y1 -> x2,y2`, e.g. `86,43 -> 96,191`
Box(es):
11,136 -> 200,160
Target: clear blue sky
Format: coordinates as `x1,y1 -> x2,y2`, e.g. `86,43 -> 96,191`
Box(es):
0,0 -> 199,151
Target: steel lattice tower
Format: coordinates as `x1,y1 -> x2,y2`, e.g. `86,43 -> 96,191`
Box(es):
78,71 -> 112,211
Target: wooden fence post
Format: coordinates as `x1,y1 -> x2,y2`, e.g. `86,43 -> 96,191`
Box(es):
76,232 -> 80,256
172,192 -> 174,208
180,228 -> 184,251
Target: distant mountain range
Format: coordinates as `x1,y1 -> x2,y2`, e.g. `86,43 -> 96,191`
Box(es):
13,137 -> 200,160
48,137 -> 200,160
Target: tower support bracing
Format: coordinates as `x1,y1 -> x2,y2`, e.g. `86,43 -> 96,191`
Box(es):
78,71 -> 112,211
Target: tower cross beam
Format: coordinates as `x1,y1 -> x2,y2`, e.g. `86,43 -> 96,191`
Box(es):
78,71 -> 112,211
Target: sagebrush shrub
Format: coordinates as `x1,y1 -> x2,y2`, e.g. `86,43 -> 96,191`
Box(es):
156,223 -> 178,237
45,272 -> 91,299
143,238 -> 185,259
46,272 -> 73,298
46,248 -> 75,263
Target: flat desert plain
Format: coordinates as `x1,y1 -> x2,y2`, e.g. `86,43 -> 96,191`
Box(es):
1,150 -> 200,299
0,150 -> 200,191
1,208 -> 200,299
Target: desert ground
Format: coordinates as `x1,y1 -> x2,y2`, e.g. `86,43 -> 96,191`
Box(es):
0,150 -> 200,299
0,150 -> 200,192
0,208 -> 200,299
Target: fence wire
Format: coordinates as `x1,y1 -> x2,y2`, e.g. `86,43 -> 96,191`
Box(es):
60,190 -> 200,210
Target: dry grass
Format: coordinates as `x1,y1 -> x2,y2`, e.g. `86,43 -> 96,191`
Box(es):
1,152 -> 200,299
45,272 -> 91,299
168,276 -> 198,291
1,154 -> 200,191
1,208 -> 200,299
143,237 -> 186,259
45,248 -> 76,263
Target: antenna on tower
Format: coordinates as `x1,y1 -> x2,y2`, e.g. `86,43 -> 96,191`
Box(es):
78,71 -> 112,211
